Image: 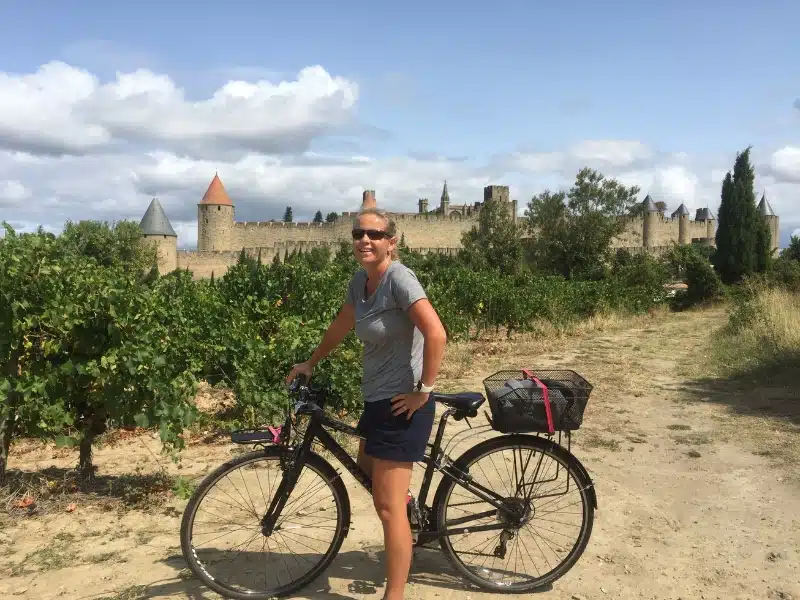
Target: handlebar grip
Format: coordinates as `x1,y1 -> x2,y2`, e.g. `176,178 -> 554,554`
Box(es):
295,373 -> 309,387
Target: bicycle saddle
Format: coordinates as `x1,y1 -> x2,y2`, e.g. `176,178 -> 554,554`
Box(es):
431,391 -> 486,413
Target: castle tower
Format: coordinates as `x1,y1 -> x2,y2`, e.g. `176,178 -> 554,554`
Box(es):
671,203 -> 691,245
440,181 -> 450,215
139,197 -> 177,273
694,208 -> 716,245
641,195 -> 659,247
483,184 -> 515,221
197,173 -> 234,251
757,193 -> 780,253
418,198 -> 429,213
362,190 -> 376,209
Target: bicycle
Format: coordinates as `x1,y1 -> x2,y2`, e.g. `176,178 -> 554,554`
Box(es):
180,368 -> 598,599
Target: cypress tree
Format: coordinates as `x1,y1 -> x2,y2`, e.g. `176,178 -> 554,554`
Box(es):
754,217 -> 772,272
713,146 -> 761,284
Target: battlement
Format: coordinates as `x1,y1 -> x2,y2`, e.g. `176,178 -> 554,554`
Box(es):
234,221 -> 329,229
155,172 -> 781,279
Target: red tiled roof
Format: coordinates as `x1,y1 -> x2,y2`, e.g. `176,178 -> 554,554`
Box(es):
200,173 -> 233,206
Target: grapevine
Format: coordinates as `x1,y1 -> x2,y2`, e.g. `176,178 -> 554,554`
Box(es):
0,222 -> 670,481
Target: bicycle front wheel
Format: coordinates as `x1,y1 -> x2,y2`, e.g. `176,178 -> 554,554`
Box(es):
432,433 -> 595,593
180,447 -> 351,599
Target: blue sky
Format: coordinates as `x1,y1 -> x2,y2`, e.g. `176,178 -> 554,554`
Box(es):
0,0 -> 798,245
3,0 -> 797,157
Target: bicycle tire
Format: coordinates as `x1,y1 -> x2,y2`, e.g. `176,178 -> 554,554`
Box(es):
432,434 -> 595,593
180,446 -> 351,599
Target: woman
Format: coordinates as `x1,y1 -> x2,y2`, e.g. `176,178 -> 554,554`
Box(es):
285,207 -> 447,600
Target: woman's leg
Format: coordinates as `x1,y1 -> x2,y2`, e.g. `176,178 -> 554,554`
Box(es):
357,439 -> 373,478
371,458 -> 414,600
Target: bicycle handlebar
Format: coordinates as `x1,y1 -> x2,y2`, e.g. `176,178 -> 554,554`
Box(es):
287,373 -> 322,415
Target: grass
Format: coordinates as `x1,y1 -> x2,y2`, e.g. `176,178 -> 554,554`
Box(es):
95,585 -> 148,600
713,285 -> 800,376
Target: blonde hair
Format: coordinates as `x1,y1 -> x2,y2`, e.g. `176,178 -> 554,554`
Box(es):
353,208 -> 400,260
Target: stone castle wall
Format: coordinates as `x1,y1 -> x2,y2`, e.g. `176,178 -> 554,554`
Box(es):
176,242 -> 463,279
142,234 -> 178,274
217,210 -> 484,250
157,176 -> 782,279
181,209 -> 726,280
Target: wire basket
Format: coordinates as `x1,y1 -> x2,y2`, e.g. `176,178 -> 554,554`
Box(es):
482,369 -> 593,434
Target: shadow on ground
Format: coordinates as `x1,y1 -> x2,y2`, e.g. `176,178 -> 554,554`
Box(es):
1,466 -> 179,522
676,356 -> 800,425
99,545 -> 552,599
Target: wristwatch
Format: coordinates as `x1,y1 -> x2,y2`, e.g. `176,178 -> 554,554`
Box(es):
416,381 -> 434,394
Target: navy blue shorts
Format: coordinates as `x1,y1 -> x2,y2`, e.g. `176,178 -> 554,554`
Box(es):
356,396 -> 435,463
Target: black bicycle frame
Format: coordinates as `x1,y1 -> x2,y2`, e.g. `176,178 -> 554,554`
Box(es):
260,401 -> 523,541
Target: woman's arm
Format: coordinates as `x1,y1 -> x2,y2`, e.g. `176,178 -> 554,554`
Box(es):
285,302 -> 355,384
406,298 -> 447,388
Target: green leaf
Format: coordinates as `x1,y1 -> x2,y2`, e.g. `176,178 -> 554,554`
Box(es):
55,434 -> 79,448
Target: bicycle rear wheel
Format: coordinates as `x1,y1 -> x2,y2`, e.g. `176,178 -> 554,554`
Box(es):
180,447 -> 351,599
432,434 -> 595,593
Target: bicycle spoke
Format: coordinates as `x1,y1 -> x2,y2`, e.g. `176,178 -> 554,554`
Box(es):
184,451 -> 344,597
439,438 -> 592,591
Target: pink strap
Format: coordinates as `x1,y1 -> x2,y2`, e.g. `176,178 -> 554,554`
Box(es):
521,369 -> 554,434
268,426 -> 282,443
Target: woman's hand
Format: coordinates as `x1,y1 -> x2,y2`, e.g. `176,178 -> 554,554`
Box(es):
391,391 -> 430,418
285,361 -> 313,386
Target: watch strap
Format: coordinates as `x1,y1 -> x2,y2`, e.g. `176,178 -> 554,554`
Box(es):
416,381 -> 434,393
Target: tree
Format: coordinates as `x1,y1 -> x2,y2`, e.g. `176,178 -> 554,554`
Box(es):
460,194 -> 526,276
713,147 -> 768,283
283,207 -> 293,223
783,235 -> 800,261
313,211 -> 323,223
525,167 -> 640,280
325,212 -> 338,223
59,219 -> 155,274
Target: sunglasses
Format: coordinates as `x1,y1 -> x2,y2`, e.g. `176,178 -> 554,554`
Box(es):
351,228 -> 391,241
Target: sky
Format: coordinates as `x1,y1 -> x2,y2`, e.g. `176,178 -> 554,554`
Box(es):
0,0 -> 798,249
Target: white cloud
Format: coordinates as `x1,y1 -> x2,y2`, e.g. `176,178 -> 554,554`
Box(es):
0,61 -> 358,158
0,180 -> 31,205
499,140 -> 655,176
768,146 -> 800,184
614,166 -> 700,206
570,140 -> 654,168
0,60 -> 799,248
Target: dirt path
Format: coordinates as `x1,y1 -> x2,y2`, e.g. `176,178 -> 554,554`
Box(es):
1,307 -> 798,600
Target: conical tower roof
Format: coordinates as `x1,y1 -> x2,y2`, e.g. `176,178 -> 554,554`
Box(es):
757,193 -> 775,216
140,197 -> 176,237
642,194 -> 658,212
200,173 -> 233,206
695,208 -> 715,221
671,203 -> 690,217
441,180 -> 450,203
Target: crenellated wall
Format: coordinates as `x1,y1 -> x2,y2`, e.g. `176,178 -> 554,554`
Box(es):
177,214 -> 724,279
611,217 -> 645,247
151,176 -> 784,278
229,211 -> 483,250
177,240 -> 342,279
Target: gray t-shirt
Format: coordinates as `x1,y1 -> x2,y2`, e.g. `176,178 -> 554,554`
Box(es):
346,261 -> 427,403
